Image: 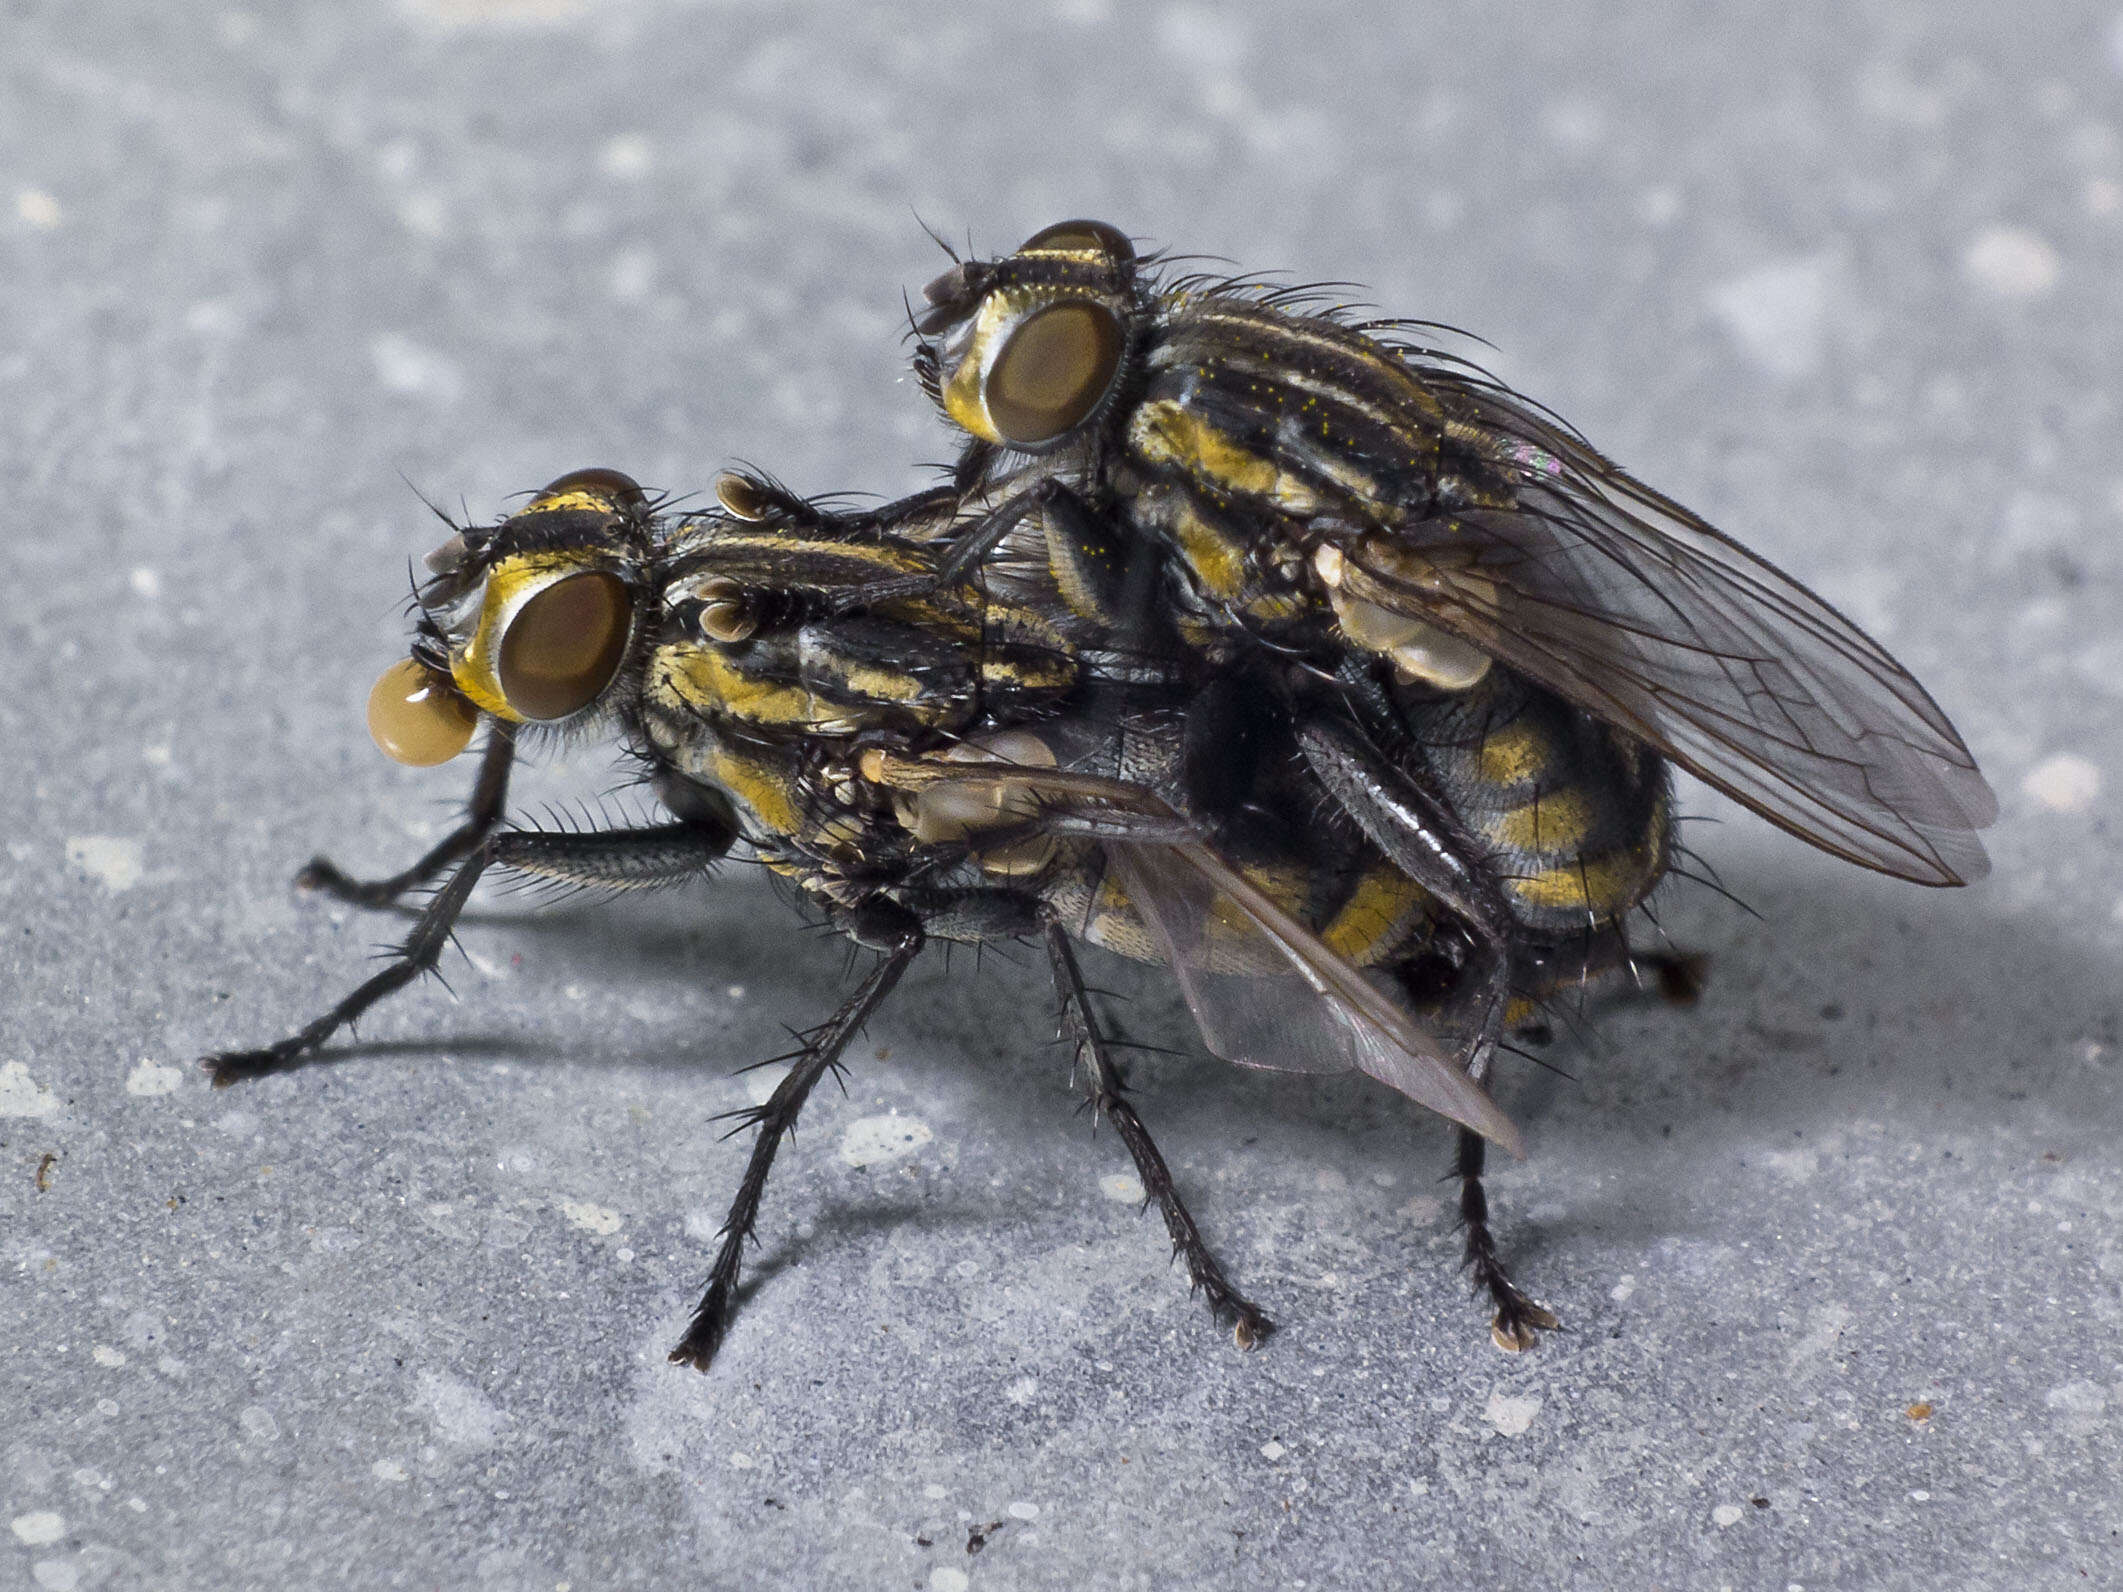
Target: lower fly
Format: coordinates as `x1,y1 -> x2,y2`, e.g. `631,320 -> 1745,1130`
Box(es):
203,466 -> 1698,1368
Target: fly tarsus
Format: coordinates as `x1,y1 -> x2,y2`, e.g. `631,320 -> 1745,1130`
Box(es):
1637,948 -> 1711,1007
296,853 -> 432,908
1453,1126 -> 1557,1352
207,817 -> 730,1090
296,726 -> 516,909
668,916 -> 925,1373
203,844 -> 494,1087
1046,925 -> 1276,1350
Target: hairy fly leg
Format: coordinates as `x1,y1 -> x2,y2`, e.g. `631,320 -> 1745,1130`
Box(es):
1045,923 -> 1274,1349
1453,1127 -> 1558,1352
492,821 -> 734,894
299,725 -> 517,908
203,844 -> 494,1087
1298,714 -> 1518,1072
668,902 -> 926,1373
1441,924 -> 1694,1349
1518,922 -> 1712,1019
202,817 -> 733,1087
824,475 -> 1085,615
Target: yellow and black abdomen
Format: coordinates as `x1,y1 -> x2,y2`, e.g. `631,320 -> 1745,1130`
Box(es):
1059,847 -> 1438,977
1045,684 -> 1443,976
1398,667 -> 1672,938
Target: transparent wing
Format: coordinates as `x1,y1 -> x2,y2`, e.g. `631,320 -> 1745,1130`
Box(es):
1103,841 -> 1521,1156
898,758 -> 1523,1155
1343,379 -> 1996,886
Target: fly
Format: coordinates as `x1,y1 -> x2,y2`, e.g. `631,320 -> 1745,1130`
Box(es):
904,220 -> 1997,896
203,468 -> 1552,1367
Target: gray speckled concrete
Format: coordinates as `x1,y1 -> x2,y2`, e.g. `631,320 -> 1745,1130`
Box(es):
4,3 -> 2120,1588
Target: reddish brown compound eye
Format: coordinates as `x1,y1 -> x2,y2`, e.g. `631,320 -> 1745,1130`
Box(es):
367,658 -> 477,766
535,467 -> 647,511
982,300 -> 1126,446
1018,219 -> 1134,263
495,571 -> 633,720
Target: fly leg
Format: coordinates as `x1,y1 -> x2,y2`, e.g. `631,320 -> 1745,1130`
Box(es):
299,723 -> 517,908
1298,716 -> 1517,1071
490,821 -> 735,894
202,818 -> 732,1086
1302,713 -> 1558,1350
824,476 -> 1092,613
1454,1127 -> 1559,1353
1045,924 -> 1275,1349
204,845 -> 494,1086
1528,922 -> 1711,1013
668,902 -> 925,1373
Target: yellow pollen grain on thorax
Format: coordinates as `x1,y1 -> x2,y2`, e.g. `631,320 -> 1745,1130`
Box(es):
1475,721 -> 1549,786
1319,867 -> 1430,964
1482,789 -> 1593,854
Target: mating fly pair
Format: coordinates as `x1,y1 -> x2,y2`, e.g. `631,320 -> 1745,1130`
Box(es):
206,466 -> 1550,1368
205,221 -> 1996,1370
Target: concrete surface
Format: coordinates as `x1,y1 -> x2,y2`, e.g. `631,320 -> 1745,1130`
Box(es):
4,2 -> 2121,1588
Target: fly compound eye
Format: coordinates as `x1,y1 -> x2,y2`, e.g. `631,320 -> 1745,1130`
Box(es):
1018,219 -> 1135,263
953,297 -> 1125,449
986,301 -> 1124,445
532,467 -> 647,513
367,658 -> 478,766
493,571 -> 634,720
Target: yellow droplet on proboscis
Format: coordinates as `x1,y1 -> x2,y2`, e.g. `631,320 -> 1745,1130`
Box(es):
366,658 -> 477,766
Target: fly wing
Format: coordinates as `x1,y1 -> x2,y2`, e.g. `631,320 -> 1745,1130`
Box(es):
902,758 -> 1523,1155
1344,378 -> 1996,887
1100,839 -> 1520,1156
